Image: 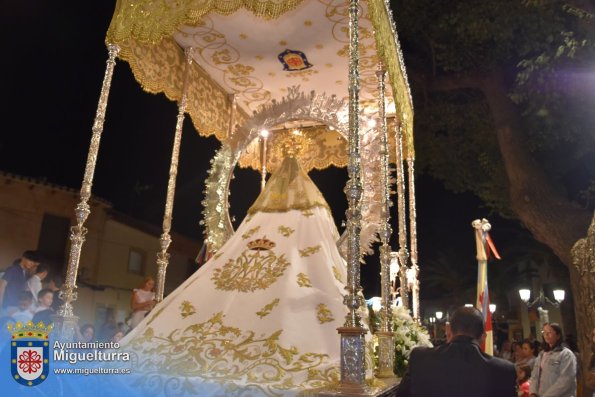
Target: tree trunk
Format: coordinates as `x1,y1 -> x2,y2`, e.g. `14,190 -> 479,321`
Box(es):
571,214 -> 595,394
481,68 -> 594,389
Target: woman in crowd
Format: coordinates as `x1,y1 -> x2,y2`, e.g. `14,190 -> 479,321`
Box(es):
517,339 -> 537,369
501,339 -> 513,361
529,323 -> 577,397
128,276 -> 155,330
512,341 -> 522,363
78,323 -> 95,342
110,329 -> 125,343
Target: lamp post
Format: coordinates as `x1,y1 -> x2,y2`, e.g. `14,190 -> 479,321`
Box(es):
429,316 -> 436,341
489,303 -> 497,346
435,311 -> 443,340
518,287 -> 565,326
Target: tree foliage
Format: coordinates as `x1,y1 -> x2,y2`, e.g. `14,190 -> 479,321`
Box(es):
391,0 -> 595,382
392,0 -> 595,214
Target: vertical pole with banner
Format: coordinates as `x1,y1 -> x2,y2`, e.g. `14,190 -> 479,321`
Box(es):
472,218 -> 501,355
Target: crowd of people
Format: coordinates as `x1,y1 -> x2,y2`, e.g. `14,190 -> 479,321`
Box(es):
0,250 -> 155,344
496,325 -> 586,397
396,305 -> 593,397
2,252 -> 593,396
0,251 -> 64,327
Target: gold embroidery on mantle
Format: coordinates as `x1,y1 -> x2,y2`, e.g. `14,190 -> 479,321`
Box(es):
212,237 -> 289,292
242,226 -> 261,239
247,155 -> 330,215
277,225 -> 295,237
316,304 -> 334,324
301,209 -> 314,217
128,311 -> 338,394
180,301 -> 196,318
299,245 -> 321,257
332,265 -> 343,284
213,251 -> 223,260
297,273 -> 312,288
256,298 -> 280,318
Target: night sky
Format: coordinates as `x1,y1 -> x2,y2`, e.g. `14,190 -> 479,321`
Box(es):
0,2 -> 552,303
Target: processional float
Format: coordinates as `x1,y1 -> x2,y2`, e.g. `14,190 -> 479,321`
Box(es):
55,0 -> 421,393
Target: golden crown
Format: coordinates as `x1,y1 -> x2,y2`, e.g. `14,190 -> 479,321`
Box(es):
247,237 -> 276,251
7,321 -> 53,340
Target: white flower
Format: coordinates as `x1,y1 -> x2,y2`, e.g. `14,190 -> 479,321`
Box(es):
390,306 -> 433,376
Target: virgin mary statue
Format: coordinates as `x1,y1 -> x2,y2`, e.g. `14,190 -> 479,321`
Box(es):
119,136 -> 366,396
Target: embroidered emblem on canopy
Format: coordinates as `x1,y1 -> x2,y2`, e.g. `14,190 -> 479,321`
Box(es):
278,49 -> 313,71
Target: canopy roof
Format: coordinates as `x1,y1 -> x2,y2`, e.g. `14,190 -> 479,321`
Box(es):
106,0 -> 414,160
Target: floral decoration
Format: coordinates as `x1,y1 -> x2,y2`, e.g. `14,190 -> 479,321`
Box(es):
369,304 -> 433,377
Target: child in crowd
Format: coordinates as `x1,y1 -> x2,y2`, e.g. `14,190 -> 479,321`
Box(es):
7,291 -> 35,323
32,289 -> 54,325
27,264 -> 48,301
516,364 -> 531,397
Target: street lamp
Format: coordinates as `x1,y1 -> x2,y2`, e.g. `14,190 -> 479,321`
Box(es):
489,303 -> 497,333
428,316 -> 436,340
434,312 -> 444,340
518,288 -> 565,308
518,287 -> 565,326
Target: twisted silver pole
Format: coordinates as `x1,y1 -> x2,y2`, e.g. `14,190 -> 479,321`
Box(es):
395,122 -> 409,309
54,44 -> 120,341
407,157 -> 420,320
260,134 -> 268,191
336,0 -> 368,393
376,64 -> 395,378
155,47 -> 193,302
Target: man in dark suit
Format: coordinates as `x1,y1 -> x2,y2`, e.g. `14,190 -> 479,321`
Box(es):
395,306 -> 517,397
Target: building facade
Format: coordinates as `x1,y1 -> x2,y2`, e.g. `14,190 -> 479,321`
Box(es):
0,171 -> 200,333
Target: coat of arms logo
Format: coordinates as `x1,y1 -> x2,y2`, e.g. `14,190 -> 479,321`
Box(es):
8,320 -> 53,386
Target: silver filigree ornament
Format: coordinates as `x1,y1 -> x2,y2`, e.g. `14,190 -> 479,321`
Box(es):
203,85 -> 387,261
55,43 -> 120,341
